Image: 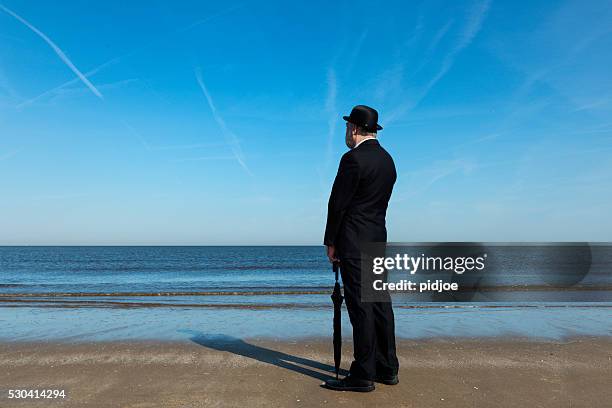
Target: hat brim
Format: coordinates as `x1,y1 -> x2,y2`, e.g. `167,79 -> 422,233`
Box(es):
343,116 -> 383,131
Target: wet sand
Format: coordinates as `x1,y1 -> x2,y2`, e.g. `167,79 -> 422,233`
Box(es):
1,337 -> 611,407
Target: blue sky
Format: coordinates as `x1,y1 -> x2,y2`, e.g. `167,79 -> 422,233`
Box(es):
1,0 -> 611,245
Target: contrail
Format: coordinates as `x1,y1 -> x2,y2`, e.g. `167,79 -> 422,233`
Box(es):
387,0 -> 491,124
0,149 -> 20,161
411,19 -> 454,77
316,67 -> 338,215
16,57 -> 120,109
344,29 -> 368,77
179,3 -> 244,33
149,142 -> 228,151
422,0 -> 491,98
0,65 -> 21,101
13,4 -> 242,110
171,155 -> 238,163
123,119 -> 226,152
324,68 -> 337,175
194,67 -> 252,175
0,4 -> 103,100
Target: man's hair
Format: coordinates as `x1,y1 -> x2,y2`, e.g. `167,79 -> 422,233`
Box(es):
354,125 -> 377,137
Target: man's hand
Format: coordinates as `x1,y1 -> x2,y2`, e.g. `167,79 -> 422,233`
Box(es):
326,245 -> 339,264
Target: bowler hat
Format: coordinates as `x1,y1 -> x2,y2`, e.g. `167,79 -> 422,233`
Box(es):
343,105 -> 383,131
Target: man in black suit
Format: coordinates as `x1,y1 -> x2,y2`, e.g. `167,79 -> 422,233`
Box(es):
323,105 -> 399,392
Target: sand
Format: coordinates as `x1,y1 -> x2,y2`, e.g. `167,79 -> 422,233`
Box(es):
1,337 -> 611,407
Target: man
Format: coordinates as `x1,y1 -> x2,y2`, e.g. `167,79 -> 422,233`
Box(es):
323,105 -> 399,392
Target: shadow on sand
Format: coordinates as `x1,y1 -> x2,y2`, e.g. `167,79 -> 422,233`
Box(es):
180,330 -> 348,381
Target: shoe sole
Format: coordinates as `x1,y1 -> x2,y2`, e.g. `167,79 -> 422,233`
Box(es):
375,378 -> 399,385
323,384 -> 375,392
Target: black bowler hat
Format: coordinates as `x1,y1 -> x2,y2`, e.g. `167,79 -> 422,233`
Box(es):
343,105 -> 383,131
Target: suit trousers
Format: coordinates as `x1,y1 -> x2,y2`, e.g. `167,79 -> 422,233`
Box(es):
339,256 -> 399,380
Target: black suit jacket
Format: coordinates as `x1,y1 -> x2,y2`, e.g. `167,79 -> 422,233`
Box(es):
324,139 -> 396,258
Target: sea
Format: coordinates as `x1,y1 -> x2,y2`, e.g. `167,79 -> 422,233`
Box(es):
1,246 -> 611,342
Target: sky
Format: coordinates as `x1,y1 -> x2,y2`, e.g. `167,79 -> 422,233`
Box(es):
0,0 -> 611,245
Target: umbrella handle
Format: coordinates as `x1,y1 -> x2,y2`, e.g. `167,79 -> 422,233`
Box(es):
333,261 -> 339,282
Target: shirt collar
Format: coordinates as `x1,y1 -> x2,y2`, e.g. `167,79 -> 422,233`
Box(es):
354,137 -> 377,149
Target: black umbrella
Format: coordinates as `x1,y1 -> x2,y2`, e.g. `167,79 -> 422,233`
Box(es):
331,261 -> 344,379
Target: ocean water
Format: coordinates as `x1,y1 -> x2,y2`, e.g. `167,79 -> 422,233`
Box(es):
1,246 -> 611,341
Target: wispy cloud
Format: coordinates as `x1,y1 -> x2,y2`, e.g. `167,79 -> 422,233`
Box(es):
122,121 -> 151,151
194,67 -> 252,175
32,192 -> 90,201
572,97 -> 612,112
0,149 -> 20,161
432,0 -> 490,83
324,68 -> 337,172
488,1 -> 612,131
411,19 -> 454,77
403,12 -> 426,49
0,4 -> 103,100
387,0 -> 491,124
0,66 -> 21,102
394,158 -> 476,202
170,155 -> 238,163
122,121 -> 225,153
179,3 -> 244,33
343,29 -> 368,77
149,142 -> 228,151
422,0 -> 491,99
316,68 -> 339,216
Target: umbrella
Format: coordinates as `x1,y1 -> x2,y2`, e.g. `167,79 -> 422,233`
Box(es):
331,261 -> 344,379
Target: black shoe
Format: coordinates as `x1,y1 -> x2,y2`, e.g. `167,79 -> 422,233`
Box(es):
374,374 -> 399,385
323,375 -> 375,392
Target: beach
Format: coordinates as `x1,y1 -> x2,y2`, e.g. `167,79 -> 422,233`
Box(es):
2,246 -> 612,406
2,337 -> 611,407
